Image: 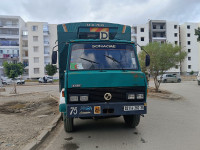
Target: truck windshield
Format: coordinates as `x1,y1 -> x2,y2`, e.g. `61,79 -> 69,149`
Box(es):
70,43 -> 138,70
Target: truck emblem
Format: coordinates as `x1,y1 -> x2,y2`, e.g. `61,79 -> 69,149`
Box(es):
104,93 -> 112,101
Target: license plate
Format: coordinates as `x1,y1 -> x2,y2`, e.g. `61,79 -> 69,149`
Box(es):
124,105 -> 144,111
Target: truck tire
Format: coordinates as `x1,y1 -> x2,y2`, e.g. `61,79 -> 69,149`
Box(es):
163,79 -> 167,83
123,115 -> 140,128
64,115 -> 74,132
198,81 -> 200,85
177,79 -> 181,83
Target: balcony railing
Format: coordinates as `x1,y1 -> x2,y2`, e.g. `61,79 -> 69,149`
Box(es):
0,41 -> 19,46
0,24 -> 19,28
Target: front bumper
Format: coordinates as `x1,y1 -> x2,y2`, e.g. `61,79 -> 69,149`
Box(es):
66,102 -> 147,118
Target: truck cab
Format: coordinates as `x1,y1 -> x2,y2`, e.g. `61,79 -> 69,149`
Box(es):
52,22 -> 149,132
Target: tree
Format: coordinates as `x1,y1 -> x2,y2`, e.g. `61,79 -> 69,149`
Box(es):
3,62 -> 24,79
3,62 -> 24,94
138,42 -> 187,92
195,27 -> 200,42
45,64 -> 57,76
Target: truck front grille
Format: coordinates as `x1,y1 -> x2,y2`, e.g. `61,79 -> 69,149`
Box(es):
67,87 -> 145,104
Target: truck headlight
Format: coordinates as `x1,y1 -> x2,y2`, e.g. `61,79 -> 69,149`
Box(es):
69,96 -> 78,102
137,94 -> 144,99
80,95 -> 88,101
127,94 -> 135,100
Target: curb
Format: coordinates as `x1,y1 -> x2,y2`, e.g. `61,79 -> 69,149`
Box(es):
22,113 -> 61,150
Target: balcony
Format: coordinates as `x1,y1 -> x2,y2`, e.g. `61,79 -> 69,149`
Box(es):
44,41 -> 49,46
0,34 -> 19,39
44,62 -> 50,65
0,54 -> 19,59
22,35 -> 28,40
0,40 -> 19,47
0,24 -> 19,28
43,31 -> 49,36
44,51 -> 50,57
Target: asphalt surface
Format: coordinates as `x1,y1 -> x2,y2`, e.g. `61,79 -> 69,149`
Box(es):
40,81 -> 200,150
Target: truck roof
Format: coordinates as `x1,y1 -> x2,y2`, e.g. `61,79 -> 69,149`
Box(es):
68,39 -> 135,44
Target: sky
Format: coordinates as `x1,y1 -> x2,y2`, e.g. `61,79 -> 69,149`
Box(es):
0,0 -> 200,25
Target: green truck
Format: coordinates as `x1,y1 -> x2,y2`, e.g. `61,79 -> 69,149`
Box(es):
52,22 -> 150,132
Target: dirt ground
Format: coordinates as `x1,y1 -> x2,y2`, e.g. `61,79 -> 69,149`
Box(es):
0,93 -> 59,150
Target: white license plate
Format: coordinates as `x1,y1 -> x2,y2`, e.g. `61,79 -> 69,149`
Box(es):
124,105 -> 144,111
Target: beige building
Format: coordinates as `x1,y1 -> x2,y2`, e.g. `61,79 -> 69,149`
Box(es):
21,22 -> 57,79
180,23 -> 200,74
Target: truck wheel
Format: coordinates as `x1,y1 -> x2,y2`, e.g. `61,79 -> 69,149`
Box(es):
163,79 -> 167,83
123,115 -> 140,128
64,115 -> 74,132
177,79 -> 181,83
198,81 -> 200,85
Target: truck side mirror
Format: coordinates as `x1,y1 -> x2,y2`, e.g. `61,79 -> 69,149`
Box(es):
52,51 -> 57,64
145,54 -> 150,67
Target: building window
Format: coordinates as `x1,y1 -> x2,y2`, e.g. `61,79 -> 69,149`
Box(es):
153,33 -> 156,37
174,25 -> 177,29
32,26 -> 38,31
140,28 -> 144,32
188,57 -> 191,61
34,68 -> 40,74
175,41 -> 178,45
174,33 -> 178,37
175,65 -> 179,69
141,37 -> 144,41
188,49 -> 191,53
153,25 -> 156,29
34,57 -> 39,63
33,46 -> 39,52
187,25 -> 190,29
160,25 -> 163,29
187,41 -> 191,45
33,36 -> 38,42
188,65 -> 191,69
187,33 -> 190,37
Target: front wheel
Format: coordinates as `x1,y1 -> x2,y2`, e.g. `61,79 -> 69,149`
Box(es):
177,79 -> 181,83
64,115 -> 74,132
123,115 -> 140,128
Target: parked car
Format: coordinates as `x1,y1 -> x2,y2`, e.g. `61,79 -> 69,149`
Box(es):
157,74 -> 181,83
12,78 -> 25,85
1,77 -> 25,85
197,72 -> 200,85
38,76 -> 53,83
1,77 -> 12,85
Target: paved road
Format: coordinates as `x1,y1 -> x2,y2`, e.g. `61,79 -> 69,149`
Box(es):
41,81 -> 200,150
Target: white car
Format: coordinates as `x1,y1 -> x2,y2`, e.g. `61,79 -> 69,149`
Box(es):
157,74 -> 181,83
197,72 -> 200,85
2,77 -> 12,85
1,77 -> 25,85
38,76 -> 53,83
12,78 -> 25,85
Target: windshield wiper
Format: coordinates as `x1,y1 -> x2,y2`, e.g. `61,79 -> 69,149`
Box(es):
80,57 -> 99,65
104,54 -> 125,71
80,57 -> 103,71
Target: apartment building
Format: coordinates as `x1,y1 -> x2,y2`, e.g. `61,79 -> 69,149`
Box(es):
0,15 -> 25,76
21,22 -> 57,79
132,20 -> 181,73
180,23 -> 200,74
132,23 -> 149,53
0,15 -> 58,79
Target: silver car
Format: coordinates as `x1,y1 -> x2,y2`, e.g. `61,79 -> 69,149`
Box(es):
157,74 -> 181,83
